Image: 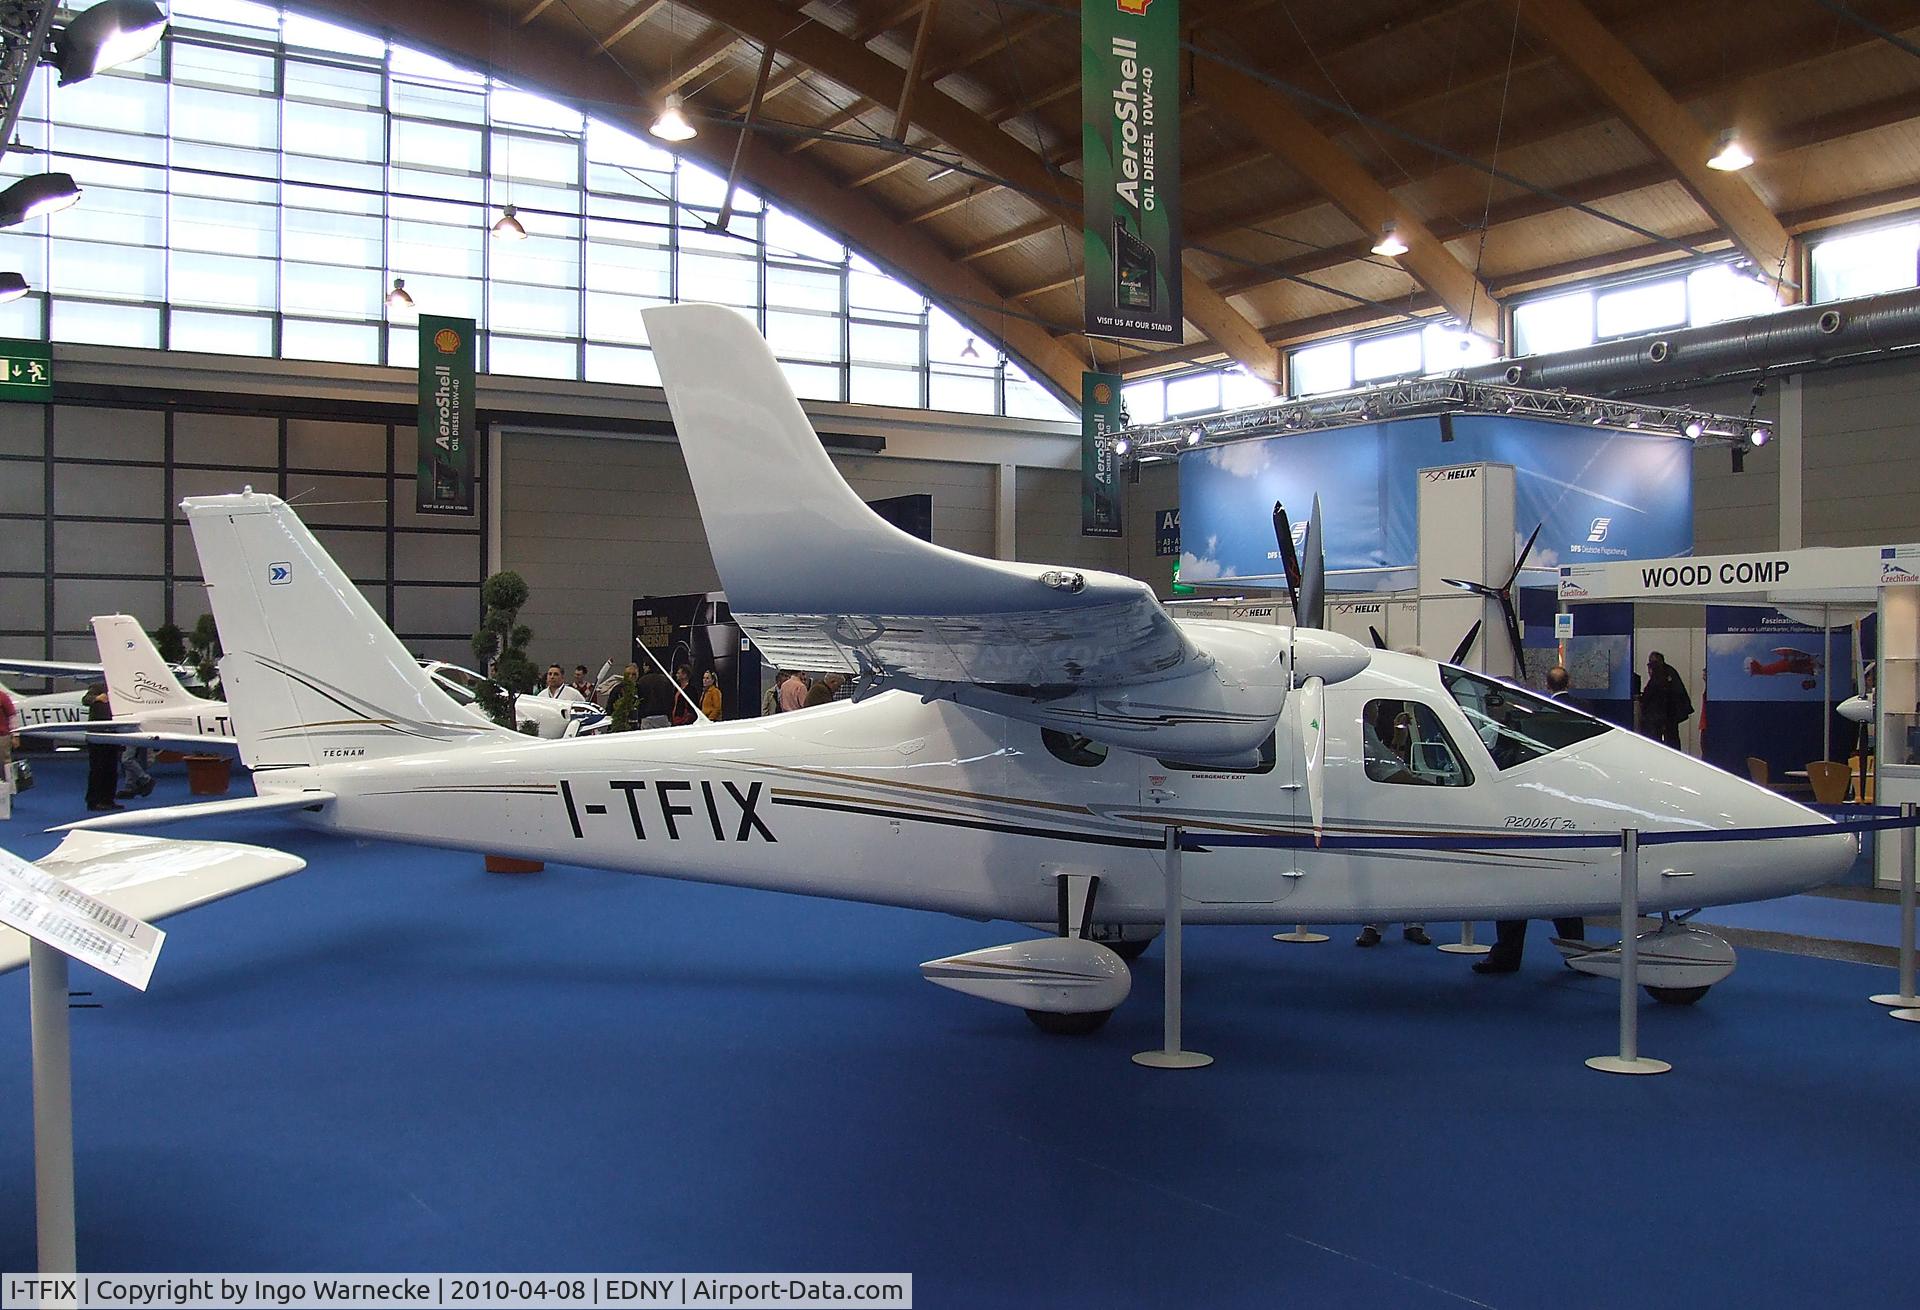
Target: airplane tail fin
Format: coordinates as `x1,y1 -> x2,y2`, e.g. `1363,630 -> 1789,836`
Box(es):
181,491 -> 504,770
91,614 -> 199,713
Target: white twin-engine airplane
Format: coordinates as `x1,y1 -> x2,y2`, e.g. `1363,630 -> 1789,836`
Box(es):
66,304 -> 1856,1033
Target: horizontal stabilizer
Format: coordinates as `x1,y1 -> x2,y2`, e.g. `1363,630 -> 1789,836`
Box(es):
51,789 -> 336,834
0,831 -> 305,976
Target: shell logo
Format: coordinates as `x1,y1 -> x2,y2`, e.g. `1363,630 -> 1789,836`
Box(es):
1116,0 -> 1153,13
1092,381 -> 1113,404
433,327 -> 462,354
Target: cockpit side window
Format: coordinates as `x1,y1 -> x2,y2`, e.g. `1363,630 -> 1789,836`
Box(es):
1042,728 -> 1109,768
1440,667 -> 1611,770
1363,700 -> 1472,786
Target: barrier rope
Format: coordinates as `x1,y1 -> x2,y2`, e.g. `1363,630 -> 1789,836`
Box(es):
1180,808 -> 1919,853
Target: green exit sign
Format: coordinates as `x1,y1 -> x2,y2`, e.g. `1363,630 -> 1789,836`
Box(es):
0,337 -> 50,400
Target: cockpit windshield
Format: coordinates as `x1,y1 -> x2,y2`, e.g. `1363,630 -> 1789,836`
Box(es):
1440,667 -> 1612,770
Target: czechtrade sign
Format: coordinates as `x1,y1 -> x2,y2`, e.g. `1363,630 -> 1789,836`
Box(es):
1176,414 -> 1694,587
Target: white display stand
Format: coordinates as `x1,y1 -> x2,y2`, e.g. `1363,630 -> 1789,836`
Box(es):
1133,827 -> 1212,1070
1272,926 -> 1329,943
1872,803 -> 1920,1016
1586,830 -> 1671,1075
1436,922 -> 1492,956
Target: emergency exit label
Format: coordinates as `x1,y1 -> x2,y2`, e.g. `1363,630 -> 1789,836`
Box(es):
0,337 -> 50,400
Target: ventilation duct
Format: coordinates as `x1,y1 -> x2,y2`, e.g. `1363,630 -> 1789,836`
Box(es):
1468,286 -> 1920,395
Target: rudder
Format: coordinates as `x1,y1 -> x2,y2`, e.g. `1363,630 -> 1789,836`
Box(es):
182,490 -> 503,769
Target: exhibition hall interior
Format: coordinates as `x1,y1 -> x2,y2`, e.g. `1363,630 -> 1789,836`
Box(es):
3,1 -> 1920,1307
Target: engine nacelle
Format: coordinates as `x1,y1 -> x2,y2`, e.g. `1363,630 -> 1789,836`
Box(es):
920,937 -> 1132,1014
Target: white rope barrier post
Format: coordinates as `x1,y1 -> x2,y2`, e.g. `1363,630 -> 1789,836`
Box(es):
1876,802 -> 1920,1018
1436,921 -> 1491,956
1272,924 -> 1329,943
29,939 -> 77,1272
1134,826 -> 1212,1070
1587,828 -> 1671,1075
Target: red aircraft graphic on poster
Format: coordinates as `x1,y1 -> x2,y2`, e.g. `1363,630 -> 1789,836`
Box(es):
1746,646 -> 1821,690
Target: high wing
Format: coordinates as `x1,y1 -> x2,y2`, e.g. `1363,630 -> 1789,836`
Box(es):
645,305 -> 1370,763
0,831 -> 305,975
18,720 -> 240,753
644,301 -> 1197,691
0,656 -> 105,680
51,789 -> 337,834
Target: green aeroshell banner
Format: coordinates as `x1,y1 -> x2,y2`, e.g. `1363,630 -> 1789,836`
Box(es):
1081,371 -> 1125,538
416,314 -> 477,516
1082,0 -> 1181,345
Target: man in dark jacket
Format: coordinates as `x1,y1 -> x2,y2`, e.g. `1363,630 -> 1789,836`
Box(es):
637,663 -> 675,729
83,683 -> 122,812
1640,651 -> 1693,750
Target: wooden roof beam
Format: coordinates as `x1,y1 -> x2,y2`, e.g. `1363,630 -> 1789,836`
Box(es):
1515,0 -> 1798,297
659,25 -> 745,96
749,0 -> 929,112
1192,55 -> 1501,339
891,0 -> 939,140
592,0 -> 667,54
675,0 -> 1280,380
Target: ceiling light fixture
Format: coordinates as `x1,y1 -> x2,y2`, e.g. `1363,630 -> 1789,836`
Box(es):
1748,424 -> 1771,448
1682,416 -> 1705,439
0,172 -> 80,227
927,164 -> 957,182
385,276 -> 416,320
1185,426 -> 1203,446
491,205 -> 527,241
1113,436 -> 1131,456
53,0 -> 167,86
1707,130 -> 1753,172
650,93 -> 696,143
1371,221 -> 1408,258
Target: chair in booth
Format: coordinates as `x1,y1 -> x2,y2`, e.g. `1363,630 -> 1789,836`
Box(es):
1806,761 -> 1852,805
1747,757 -> 1770,786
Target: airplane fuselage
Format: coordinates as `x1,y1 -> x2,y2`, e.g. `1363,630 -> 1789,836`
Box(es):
259,650 -> 1854,925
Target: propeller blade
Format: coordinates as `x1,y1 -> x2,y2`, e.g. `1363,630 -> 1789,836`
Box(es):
1300,675 -> 1326,846
1368,625 -> 1387,650
1506,522 -> 1544,589
1449,620 -> 1483,667
1442,577 -> 1498,598
1299,494 -> 1326,630
1271,502 -> 1303,618
1499,596 -> 1527,679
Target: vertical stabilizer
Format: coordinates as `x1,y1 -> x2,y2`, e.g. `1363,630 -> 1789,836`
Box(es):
182,490 -> 503,769
91,614 -> 199,713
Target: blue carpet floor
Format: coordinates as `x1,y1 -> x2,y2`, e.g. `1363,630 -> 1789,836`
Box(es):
1694,893 -> 1904,948
2,754 -> 1915,1309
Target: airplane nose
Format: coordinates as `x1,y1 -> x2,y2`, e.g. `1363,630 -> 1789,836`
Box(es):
1733,787 -> 1860,895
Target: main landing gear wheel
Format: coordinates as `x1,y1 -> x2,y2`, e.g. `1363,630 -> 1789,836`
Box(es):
1645,984 -> 1712,1006
1025,1008 -> 1115,1035
1107,938 -> 1153,963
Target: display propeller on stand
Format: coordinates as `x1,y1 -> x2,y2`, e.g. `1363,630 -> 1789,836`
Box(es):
1443,522 -> 1542,672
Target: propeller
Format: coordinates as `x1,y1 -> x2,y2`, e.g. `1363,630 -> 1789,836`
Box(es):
1368,625 -> 1387,650
1276,494 -> 1339,844
1270,501 -> 1303,620
1299,673 -> 1326,846
1448,620 -> 1483,667
1441,522 -> 1541,673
